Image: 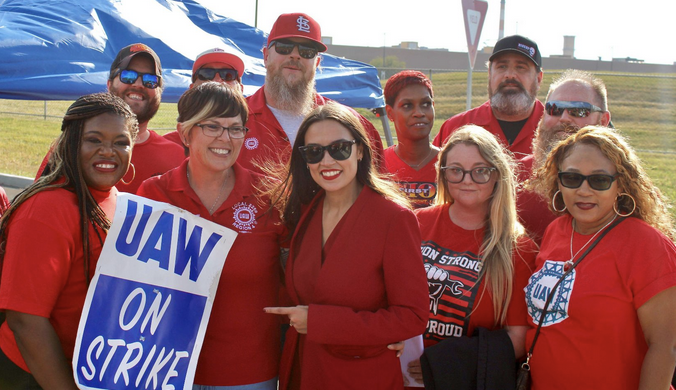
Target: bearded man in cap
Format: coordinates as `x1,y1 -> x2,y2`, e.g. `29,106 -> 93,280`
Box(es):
36,43 -> 185,193
238,12 -> 384,173
433,35 -> 544,159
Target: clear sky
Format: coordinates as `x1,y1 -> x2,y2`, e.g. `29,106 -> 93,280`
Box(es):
199,0 -> 676,66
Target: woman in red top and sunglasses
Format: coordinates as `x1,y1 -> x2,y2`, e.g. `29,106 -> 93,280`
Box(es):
525,126 -> 676,389
264,102 -> 428,390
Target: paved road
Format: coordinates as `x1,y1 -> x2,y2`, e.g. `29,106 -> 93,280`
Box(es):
0,174 -> 32,202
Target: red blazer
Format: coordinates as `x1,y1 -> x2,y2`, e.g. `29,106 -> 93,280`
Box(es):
279,187 -> 429,390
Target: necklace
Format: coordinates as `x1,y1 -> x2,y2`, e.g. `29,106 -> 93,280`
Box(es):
565,215 -> 618,271
187,170 -> 228,215
395,145 -> 435,169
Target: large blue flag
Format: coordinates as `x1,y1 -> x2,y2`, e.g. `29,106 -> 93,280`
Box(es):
0,0 -> 384,108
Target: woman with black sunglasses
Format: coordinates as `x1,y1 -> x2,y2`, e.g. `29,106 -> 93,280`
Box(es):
263,102 -> 428,390
525,125 -> 676,389
137,82 -> 286,390
409,125 -> 537,387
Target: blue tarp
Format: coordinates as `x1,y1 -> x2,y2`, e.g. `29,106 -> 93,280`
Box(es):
0,0 -> 385,108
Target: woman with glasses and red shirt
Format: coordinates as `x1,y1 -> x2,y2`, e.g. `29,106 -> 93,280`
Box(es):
525,126 -> 676,389
263,102 -> 428,390
410,125 -> 537,387
137,82 -> 286,390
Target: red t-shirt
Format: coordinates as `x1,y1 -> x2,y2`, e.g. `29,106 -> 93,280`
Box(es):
525,215 -> 676,390
137,160 -> 286,386
383,146 -> 438,208
0,186 -> 9,216
432,100 -> 544,160
516,154 -> 556,245
415,203 -> 537,347
0,185 -> 117,371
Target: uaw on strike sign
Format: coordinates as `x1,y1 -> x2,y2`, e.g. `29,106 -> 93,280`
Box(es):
72,194 -> 237,389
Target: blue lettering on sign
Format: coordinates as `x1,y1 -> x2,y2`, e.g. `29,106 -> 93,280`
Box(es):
114,199 -> 223,281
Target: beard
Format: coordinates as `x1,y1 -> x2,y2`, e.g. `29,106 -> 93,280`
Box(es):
265,59 -> 316,115
532,119 -> 601,170
489,79 -> 537,117
108,84 -> 161,125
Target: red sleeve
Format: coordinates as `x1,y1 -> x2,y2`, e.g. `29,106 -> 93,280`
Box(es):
506,237 -> 538,326
0,217 -> 74,317
357,114 -> 385,171
307,209 -> 428,345
432,116 -> 460,148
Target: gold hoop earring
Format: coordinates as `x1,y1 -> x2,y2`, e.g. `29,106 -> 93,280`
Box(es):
120,163 -> 136,185
552,190 -> 567,212
614,192 -> 636,217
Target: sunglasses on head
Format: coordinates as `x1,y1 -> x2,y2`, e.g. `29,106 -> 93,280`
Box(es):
545,101 -> 604,118
558,172 -> 618,191
269,40 -> 318,59
195,68 -> 239,82
116,69 -> 160,89
298,139 -> 356,164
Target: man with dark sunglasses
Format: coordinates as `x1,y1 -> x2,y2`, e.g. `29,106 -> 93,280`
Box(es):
105,43 -> 185,192
518,69 -> 612,243
190,47 -> 245,90
237,12 -> 384,174
433,35 -> 544,160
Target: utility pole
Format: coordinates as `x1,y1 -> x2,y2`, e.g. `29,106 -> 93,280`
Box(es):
499,0 -> 505,40
255,0 -> 258,28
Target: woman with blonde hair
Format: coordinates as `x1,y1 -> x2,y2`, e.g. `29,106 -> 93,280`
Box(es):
524,125 -> 676,389
410,125 -> 537,387
264,102 -> 428,390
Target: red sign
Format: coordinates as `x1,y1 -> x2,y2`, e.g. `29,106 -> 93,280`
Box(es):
461,0 -> 488,69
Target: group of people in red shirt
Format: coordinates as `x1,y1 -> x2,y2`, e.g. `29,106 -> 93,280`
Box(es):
0,11 -> 675,390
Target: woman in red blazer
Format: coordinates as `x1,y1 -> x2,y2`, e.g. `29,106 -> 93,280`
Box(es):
265,102 -> 429,390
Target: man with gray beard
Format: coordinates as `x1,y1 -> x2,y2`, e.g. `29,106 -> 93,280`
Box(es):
433,35 -> 543,159
518,70 -> 611,243
238,12 -> 384,174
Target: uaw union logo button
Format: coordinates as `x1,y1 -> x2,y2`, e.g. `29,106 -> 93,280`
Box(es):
525,260 -> 576,327
232,202 -> 258,231
244,137 -> 259,150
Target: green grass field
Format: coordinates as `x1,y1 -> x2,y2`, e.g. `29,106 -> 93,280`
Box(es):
1,70 -> 675,217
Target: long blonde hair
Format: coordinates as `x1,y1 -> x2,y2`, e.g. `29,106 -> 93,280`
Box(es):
436,125 -> 527,325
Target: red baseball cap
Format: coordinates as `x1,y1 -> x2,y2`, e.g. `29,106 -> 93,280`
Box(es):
267,13 -> 327,52
192,48 -> 245,79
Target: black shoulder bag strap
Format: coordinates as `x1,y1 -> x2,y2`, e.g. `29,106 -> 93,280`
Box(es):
519,216 -> 625,374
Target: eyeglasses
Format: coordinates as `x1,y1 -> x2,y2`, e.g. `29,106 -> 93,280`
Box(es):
545,101 -> 604,118
298,140 -> 356,164
195,123 -> 249,139
195,68 -> 239,82
269,40 -> 318,59
441,166 -> 497,184
558,172 -> 618,191
115,69 -> 160,89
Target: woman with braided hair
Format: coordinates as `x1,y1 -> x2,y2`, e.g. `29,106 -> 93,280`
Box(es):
0,93 -> 137,389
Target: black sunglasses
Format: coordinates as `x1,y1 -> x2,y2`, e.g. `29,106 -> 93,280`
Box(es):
195,68 -> 239,82
269,40 -> 318,59
441,166 -> 497,184
116,69 -> 160,89
545,101 -> 604,118
558,172 -> 618,191
298,140 -> 356,164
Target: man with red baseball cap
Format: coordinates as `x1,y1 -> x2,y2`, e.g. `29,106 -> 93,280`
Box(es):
238,12 -> 384,174
190,47 -> 246,90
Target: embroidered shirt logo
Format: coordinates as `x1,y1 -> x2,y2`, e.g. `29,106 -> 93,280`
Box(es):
296,16 -> 311,33
232,202 -> 258,231
244,137 -> 259,150
525,260 -> 576,327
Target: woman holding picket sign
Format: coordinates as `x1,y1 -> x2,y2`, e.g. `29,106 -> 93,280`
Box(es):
137,82 -> 286,390
0,93 -> 137,389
